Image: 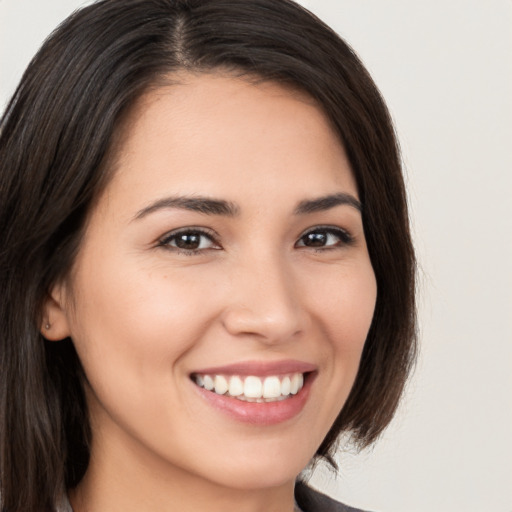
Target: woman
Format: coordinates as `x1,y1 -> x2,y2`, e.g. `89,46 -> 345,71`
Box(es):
0,1 -> 416,511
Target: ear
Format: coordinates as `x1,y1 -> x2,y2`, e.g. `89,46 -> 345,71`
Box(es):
41,283 -> 72,341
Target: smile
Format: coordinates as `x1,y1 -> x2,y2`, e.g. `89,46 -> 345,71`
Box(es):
189,361 -> 316,424
192,373 -> 305,402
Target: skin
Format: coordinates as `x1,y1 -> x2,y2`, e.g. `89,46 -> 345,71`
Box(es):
44,73 -> 377,512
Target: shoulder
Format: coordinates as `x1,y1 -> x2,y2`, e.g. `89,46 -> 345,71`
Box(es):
295,481 -> 375,512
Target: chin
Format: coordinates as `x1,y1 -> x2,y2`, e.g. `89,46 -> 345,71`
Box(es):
207,460 -> 304,492
190,438 -> 315,491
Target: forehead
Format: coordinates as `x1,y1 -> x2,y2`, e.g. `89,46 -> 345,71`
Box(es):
102,72 -> 357,213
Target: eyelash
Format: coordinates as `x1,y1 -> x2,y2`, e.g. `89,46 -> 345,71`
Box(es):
296,225 -> 355,251
157,225 -> 354,256
157,227 -> 220,256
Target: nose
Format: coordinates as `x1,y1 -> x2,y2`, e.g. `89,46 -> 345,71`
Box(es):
221,252 -> 305,344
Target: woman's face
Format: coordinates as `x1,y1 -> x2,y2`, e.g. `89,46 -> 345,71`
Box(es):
51,73 -> 376,493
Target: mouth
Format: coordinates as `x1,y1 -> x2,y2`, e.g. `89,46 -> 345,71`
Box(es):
191,372 -> 307,403
189,361 -> 316,425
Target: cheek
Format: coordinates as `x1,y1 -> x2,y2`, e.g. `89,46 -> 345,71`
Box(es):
294,260 -> 376,444
311,260 -> 377,353
67,255 -> 221,395
308,259 -> 377,422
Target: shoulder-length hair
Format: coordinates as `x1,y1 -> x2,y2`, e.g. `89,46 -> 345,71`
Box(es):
0,0 -> 416,510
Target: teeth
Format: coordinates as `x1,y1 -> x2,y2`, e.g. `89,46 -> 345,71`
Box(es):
214,375 -> 229,395
290,373 -> 303,395
193,372 -> 306,401
281,376 -> 291,395
244,376 -> 263,398
262,376 -> 281,398
228,376 -> 243,396
203,375 -> 214,391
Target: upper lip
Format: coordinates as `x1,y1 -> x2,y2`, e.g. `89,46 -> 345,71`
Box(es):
191,359 -> 317,377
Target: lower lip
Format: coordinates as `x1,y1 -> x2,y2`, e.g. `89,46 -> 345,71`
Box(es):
192,373 -> 316,425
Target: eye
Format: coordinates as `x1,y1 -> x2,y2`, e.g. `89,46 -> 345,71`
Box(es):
295,226 -> 354,249
158,228 -> 220,254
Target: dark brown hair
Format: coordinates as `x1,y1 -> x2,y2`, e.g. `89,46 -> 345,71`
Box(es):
0,0 -> 416,510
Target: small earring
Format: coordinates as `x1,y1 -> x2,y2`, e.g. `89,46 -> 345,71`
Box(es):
45,322 -> 51,330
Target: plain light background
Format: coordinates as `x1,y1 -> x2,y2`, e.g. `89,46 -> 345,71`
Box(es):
1,1 -> 511,511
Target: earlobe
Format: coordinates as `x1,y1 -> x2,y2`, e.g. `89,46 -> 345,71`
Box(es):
41,284 -> 72,341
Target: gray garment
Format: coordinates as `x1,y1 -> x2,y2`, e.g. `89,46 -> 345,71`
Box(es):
56,494 -> 73,512
295,481 -> 374,512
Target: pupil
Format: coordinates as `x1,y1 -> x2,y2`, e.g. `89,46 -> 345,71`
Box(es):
176,233 -> 200,249
305,232 -> 326,247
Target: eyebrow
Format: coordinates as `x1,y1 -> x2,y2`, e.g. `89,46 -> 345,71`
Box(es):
133,196 -> 240,220
294,193 -> 362,215
133,192 -> 361,221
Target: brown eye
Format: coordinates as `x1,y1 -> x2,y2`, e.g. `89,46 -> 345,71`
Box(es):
159,229 -> 219,253
174,232 -> 203,250
296,227 -> 353,249
301,231 -> 329,247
